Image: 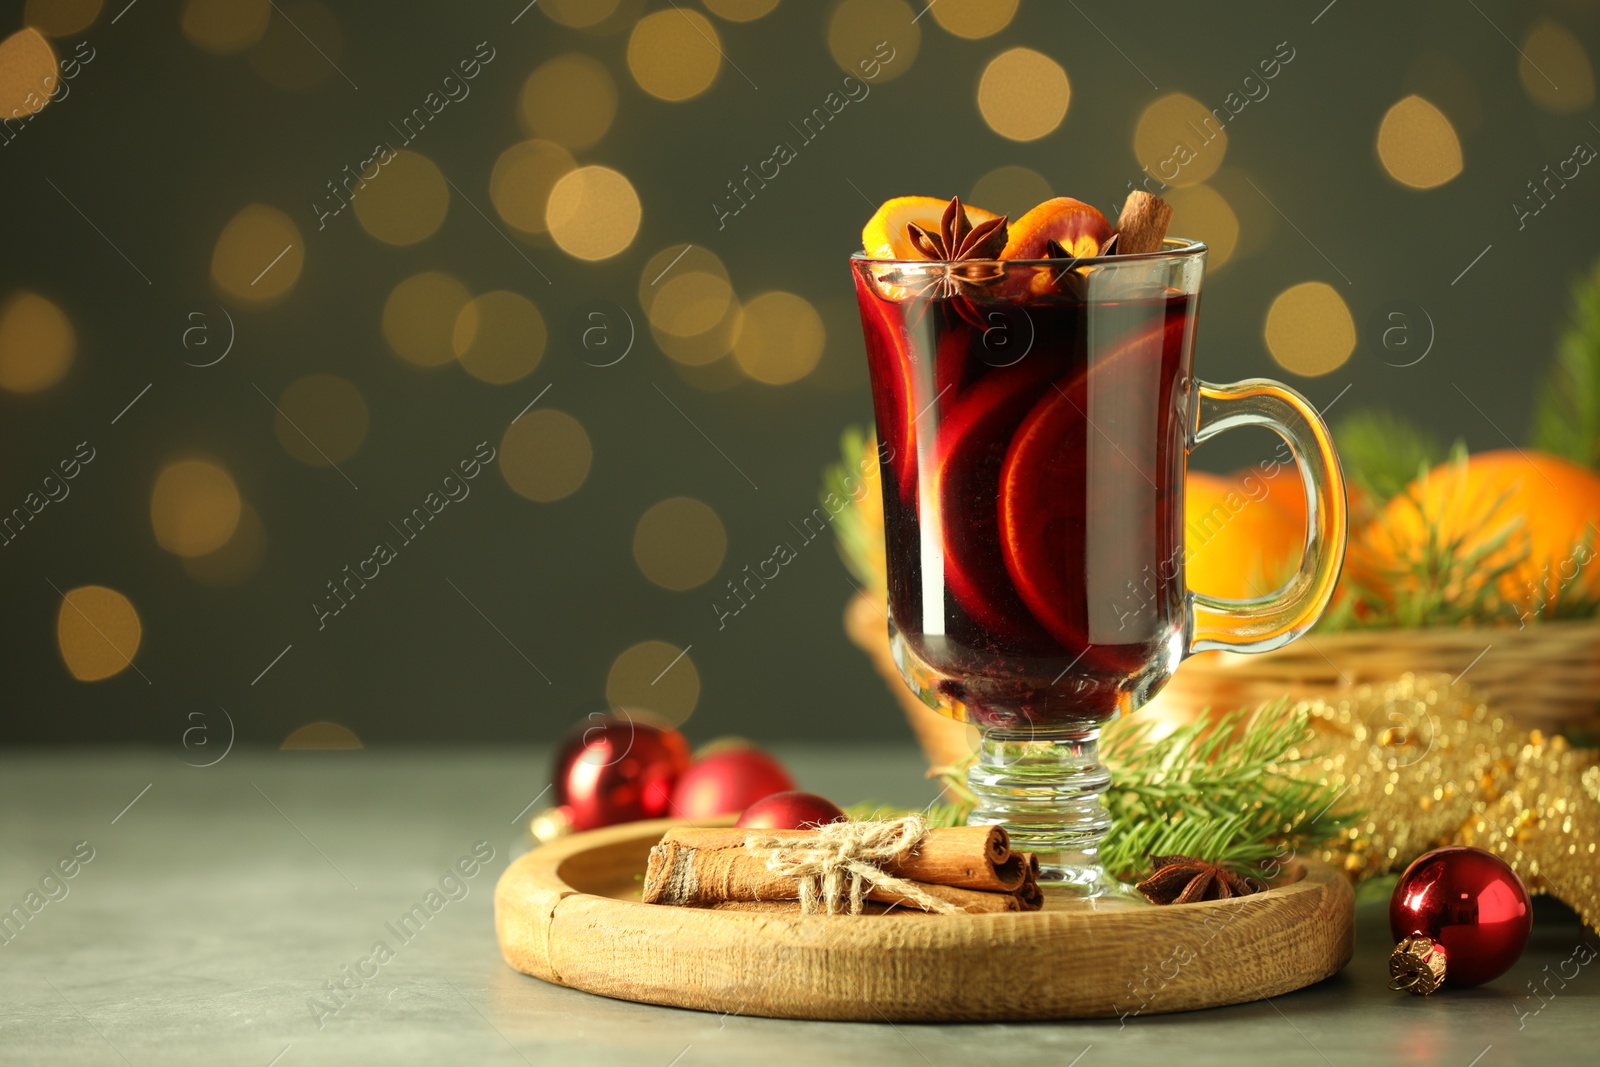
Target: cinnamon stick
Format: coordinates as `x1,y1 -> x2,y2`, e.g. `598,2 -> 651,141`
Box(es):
1114,190 -> 1172,255
643,838 -> 1032,913
656,825 -> 1026,892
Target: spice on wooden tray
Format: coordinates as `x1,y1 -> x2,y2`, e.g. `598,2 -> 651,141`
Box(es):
642,817 -> 1041,915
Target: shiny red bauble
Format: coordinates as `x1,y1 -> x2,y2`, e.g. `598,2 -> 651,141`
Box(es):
670,746 -> 795,820
735,791 -> 846,830
550,714 -> 691,831
1390,846 -> 1531,987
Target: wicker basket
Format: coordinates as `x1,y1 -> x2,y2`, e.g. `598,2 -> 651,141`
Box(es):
845,594 -> 1600,769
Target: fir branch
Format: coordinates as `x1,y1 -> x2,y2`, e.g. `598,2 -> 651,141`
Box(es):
914,702 -> 1356,883
823,425 -> 885,595
1333,408 -> 1446,504
1532,256 -> 1600,469
1099,703 -> 1353,880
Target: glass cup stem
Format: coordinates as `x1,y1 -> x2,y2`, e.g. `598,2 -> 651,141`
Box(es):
965,725 -> 1133,898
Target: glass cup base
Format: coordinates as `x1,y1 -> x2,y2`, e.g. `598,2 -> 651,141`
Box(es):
964,725 -> 1148,908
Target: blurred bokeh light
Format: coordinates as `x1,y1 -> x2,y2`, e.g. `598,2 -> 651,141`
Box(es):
150,458 -> 243,558
633,496 -> 728,591
56,585 -> 142,682
1264,281 -> 1356,377
499,409 -> 593,502
1376,95 -> 1462,190
606,640 -> 700,727
977,47 -> 1069,142
0,290 -> 74,393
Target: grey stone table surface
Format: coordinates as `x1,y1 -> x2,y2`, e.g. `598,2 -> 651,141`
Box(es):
1,747 -> 1596,1067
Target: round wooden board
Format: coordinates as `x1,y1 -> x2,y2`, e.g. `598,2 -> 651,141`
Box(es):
495,819 -> 1354,1022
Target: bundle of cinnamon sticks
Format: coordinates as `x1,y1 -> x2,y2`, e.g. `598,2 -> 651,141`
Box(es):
642,823 -> 1042,915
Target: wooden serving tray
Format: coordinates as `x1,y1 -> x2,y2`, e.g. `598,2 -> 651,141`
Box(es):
495,818 -> 1354,1021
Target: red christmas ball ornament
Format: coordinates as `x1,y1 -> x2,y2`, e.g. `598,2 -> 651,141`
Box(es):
670,746 -> 795,820
735,791 -> 847,830
550,714 -> 691,832
1388,846 -> 1532,994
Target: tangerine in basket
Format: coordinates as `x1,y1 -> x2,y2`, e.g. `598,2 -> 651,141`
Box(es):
1184,470 -> 1304,602
1357,449 -> 1600,619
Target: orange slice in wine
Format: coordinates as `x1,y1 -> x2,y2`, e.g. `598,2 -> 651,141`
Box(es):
998,313 -> 1187,648
936,358 -> 1057,639
853,269 -> 919,503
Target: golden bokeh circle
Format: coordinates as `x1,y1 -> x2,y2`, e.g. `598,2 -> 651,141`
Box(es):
1165,183 -> 1239,268
274,374 -> 369,466
151,458 -> 242,558
540,0 -> 621,29
1519,20 -> 1595,114
490,139 -> 577,236
734,291 -> 825,385
183,501 -> 266,587
519,53 -> 618,150
0,291 -> 74,394
383,271 -> 471,368
546,165 -> 641,261
828,0 -> 918,81
703,0 -> 779,21
627,8 -> 722,101
57,585 -> 142,683
452,291 -> 548,385
638,245 -> 730,305
930,0 -> 1017,38
282,721 -> 363,750
605,640 -> 700,727
1376,95 -> 1462,190
181,0 -> 270,54
352,149 -> 449,246
248,1 -> 343,91
500,409 -> 593,502
969,164 -> 1052,220
633,497 -> 728,591
211,204 -> 304,307
0,29 -> 57,117
647,272 -> 734,338
1264,282 -> 1356,378
655,302 -> 743,368
1134,93 -> 1228,188
639,246 -> 742,366
977,46 -> 1070,142
25,0 -> 101,37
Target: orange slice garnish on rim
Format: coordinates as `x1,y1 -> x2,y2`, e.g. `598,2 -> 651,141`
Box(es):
999,197 -> 1113,260
861,196 -> 1002,259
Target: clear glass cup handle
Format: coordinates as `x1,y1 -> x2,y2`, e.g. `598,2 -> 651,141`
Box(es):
1187,378 -> 1348,654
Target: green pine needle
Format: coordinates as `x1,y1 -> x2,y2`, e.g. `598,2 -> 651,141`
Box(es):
911,702 -> 1357,884
822,425 -> 882,593
1333,408 -> 1447,503
1098,702 -> 1353,880
1532,255 -> 1600,469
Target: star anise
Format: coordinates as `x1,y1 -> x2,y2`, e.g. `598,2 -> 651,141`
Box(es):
1135,855 -> 1264,905
906,195 -> 1009,262
892,196 -> 1010,309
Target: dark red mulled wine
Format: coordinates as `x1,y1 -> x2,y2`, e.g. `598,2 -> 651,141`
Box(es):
853,262 -> 1196,728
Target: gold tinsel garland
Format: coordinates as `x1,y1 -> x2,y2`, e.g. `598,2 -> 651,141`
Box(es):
1296,672 -> 1600,928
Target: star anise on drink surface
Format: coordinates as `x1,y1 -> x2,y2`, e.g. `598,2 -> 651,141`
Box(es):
892,196 -> 1010,306
906,195 -> 1009,262
1135,855 -> 1264,905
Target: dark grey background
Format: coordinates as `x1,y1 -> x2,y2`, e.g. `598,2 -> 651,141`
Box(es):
2,0 -> 1597,746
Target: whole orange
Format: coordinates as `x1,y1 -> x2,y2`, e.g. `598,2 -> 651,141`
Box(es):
1358,449 -> 1600,619
1185,470 -> 1304,600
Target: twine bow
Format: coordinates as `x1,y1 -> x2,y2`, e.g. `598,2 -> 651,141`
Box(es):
741,815 -> 961,915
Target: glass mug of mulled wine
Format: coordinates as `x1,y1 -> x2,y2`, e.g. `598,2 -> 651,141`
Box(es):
851,236 -> 1347,899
